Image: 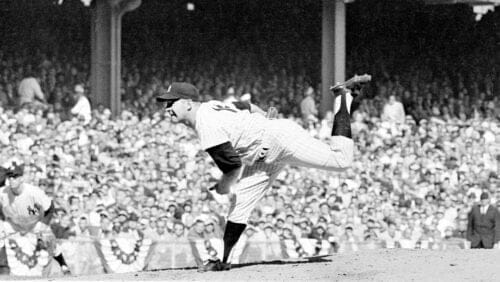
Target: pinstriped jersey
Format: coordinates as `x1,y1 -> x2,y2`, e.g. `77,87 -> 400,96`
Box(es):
195,101 -> 269,165
0,183 -> 52,233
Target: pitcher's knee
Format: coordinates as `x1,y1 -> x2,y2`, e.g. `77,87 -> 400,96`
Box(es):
337,154 -> 353,170
325,151 -> 353,170
342,152 -> 354,168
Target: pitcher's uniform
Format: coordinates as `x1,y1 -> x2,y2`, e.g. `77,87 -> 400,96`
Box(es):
196,101 -> 353,223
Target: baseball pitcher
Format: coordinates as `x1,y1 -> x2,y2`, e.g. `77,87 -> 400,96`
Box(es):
155,75 -> 370,271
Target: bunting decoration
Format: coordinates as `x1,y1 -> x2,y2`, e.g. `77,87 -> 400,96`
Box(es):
5,236 -> 50,276
97,238 -> 152,273
0,236 -> 469,276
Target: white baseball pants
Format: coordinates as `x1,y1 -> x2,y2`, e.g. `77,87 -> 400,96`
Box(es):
227,119 -> 354,224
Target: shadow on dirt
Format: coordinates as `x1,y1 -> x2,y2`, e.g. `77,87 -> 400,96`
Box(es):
231,255 -> 333,269
148,255 -> 333,272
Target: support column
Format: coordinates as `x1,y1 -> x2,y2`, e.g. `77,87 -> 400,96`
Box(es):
320,0 -> 346,117
90,0 -> 141,117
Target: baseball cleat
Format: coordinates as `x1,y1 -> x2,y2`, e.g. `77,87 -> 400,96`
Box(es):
197,259 -> 231,272
198,259 -> 220,272
218,262 -> 232,271
61,265 -> 72,276
330,74 -> 371,97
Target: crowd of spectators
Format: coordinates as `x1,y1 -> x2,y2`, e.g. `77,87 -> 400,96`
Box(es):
1,72 -> 499,251
0,0 -> 499,252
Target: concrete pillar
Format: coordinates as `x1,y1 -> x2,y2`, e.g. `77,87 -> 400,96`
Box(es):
90,0 -> 141,117
320,0 -> 346,117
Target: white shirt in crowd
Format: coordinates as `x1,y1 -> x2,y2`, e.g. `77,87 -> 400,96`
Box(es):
18,77 -> 45,105
71,95 -> 92,124
382,97 -> 405,124
481,205 -> 490,215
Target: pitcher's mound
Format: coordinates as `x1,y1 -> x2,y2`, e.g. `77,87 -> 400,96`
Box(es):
12,249 -> 500,281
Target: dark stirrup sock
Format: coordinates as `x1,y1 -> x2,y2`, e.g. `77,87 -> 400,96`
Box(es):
54,253 -> 68,267
222,221 -> 247,263
349,87 -> 363,114
331,93 -> 352,138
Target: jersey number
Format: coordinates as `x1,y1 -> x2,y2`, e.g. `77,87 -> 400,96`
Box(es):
212,104 -> 237,113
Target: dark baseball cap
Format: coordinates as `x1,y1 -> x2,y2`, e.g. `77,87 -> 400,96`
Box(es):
155,82 -> 199,102
6,164 -> 24,178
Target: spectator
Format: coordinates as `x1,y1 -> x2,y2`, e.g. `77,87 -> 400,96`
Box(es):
70,84 -> 91,124
171,221 -> 187,240
204,219 -> 222,239
300,86 -> 318,125
381,95 -> 405,124
188,219 -> 206,241
18,75 -> 46,108
75,215 -> 90,237
379,222 -> 401,249
466,192 -> 500,249
50,210 -> 76,239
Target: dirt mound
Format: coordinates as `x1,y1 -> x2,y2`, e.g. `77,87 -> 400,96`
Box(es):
7,249 -> 500,281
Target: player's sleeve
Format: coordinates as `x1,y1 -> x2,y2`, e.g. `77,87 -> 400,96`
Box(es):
232,101 -> 251,111
206,142 -> 242,174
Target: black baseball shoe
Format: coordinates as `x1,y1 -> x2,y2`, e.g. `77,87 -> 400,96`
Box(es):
198,259 -> 222,272
61,265 -> 71,276
218,261 -> 231,271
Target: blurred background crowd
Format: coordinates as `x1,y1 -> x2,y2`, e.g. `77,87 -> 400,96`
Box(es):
0,0 -> 499,250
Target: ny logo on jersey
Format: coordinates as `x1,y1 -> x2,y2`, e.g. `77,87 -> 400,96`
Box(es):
27,205 -> 39,216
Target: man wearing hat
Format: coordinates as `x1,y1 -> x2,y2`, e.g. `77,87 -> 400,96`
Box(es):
0,163 -> 71,274
156,76 -> 370,271
467,192 -> 500,249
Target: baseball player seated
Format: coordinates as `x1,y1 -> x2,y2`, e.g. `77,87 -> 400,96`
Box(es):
156,75 -> 370,271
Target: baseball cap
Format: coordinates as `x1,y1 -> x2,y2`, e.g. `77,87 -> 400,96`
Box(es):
6,164 -> 24,178
155,82 -> 199,102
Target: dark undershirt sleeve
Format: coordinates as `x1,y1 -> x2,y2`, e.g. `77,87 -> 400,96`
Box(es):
43,201 -> 55,222
232,101 -> 251,111
206,142 -> 242,174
